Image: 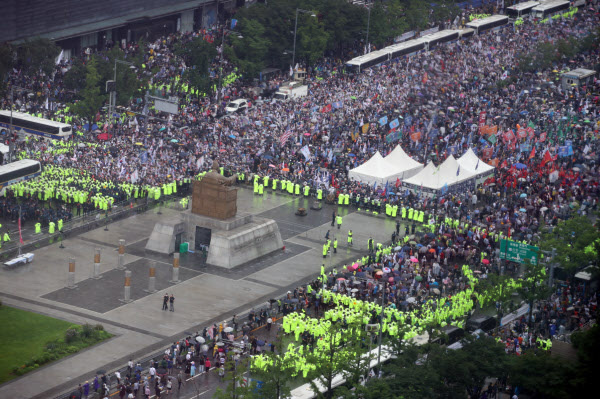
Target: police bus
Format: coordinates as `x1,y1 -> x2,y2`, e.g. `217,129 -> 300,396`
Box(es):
382,38 -> 426,60
0,110 -> 72,141
346,50 -> 390,73
458,28 -> 475,40
421,30 -> 460,51
530,0 -> 570,18
506,1 -> 540,18
0,159 -> 42,196
465,15 -> 509,34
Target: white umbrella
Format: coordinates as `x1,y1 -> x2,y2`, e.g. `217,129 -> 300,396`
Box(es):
195,336 -> 205,344
351,288 -> 359,293
217,342 -> 225,346
224,327 -> 234,333
201,344 -> 208,352
407,297 -> 416,303
432,288 -> 440,295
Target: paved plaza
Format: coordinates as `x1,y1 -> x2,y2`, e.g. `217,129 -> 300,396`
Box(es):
0,188 -> 399,399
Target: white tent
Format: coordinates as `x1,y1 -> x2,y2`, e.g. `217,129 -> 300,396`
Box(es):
403,155 -> 477,196
348,151 -> 405,185
383,145 -> 424,179
457,148 -> 494,183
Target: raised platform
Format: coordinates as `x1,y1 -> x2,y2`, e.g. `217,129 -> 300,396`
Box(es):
145,211 -> 284,269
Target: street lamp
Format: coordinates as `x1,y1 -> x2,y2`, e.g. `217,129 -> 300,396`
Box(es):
218,24 -> 243,103
109,59 -> 135,128
8,85 -> 32,162
292,8 -> 316,72
366,6 -> 371,54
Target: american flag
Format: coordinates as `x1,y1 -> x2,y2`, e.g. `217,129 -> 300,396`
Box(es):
279,130 -> 293,145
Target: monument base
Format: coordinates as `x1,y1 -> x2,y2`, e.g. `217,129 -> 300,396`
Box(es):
146,211 -> 284,269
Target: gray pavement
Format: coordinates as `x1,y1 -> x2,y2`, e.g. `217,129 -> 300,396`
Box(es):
0,187 -> 400,399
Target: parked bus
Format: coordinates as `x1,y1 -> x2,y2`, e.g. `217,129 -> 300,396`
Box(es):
346,50 -> 390,73
465,15 -> 509,34
0,159 -> 42,195
0,110 -> 72,141
421,30 -> 460,51
530,0 -> 570,18
506,1 -> 540,18
383,38 -> 426,60
458,28 -> 475,39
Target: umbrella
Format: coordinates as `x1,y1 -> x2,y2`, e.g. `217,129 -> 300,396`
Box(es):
351,288 -> 359,293
337,277 -> 346,281
383,267 -> 391,273
388,277 -> 394,283
375,271 -> 383,276
407,297 -> 416,303
433,288 -> 440,295
394,246 -> 402,251
201,344 -> 209,352
540,206 -> 548,211
573,167 -> 580,171
224,327 -> 234,333
410,257 -> 419,263
409,241 -> 417,245
519,208 -> 526,212
356,272 -> 366,277
195,336 -> 205,343
217,342 -> 225,346
170,139 -> 178,143
514,163 -> 527,169
159,127 -> 166,131
482,259 -> 490,265
282,167 -> 290,172
520,193 -> 527,198
400,287 -> 408,292
135,142 -> 144,146
269,164 -> 276,168
348,153 -> 356,157
415,275 -> 423,281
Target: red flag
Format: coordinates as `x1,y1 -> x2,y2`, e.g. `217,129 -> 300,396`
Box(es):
538,132 -> 547,142
540,149 -> 555,166
395,178 -> 401,188
529,147 -> 535,160
320,104 -> 332,113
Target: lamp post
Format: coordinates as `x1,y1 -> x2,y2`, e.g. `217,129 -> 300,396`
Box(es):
292,8 -> 316,72
217,23 -> 243,104
8,85 -> 32,163
110,59 -> 134,132
366,6 -> 371,54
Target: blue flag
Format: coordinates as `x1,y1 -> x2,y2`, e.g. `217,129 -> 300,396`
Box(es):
456,166 -> 460,176
379,116 -> 388,126
389,119 -> 399,129
231,19 -> 238,29
441,183 -> 448,195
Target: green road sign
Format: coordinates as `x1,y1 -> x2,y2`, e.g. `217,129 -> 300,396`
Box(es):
499,239 -> 539,265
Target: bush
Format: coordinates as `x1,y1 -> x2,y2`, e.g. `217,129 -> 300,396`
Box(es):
94,324 -> 105,331
64,328 -> 79,344
81,323 -> 94,339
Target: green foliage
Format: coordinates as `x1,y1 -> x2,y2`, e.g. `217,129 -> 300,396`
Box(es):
508,352 -> 574,398
0,306 -> 110,383
174,37 -> 217,94
297,15 -> 329,67
69,56 -> 107,131
0,44 -> 14,94
249,338 -> 294,399
15,38 -> 60,76
226,19 -> 271,78
540,216 -> 600,278
405,0 -> 430,31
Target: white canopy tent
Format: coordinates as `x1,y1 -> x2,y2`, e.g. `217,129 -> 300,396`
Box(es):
403,155 -> 477,197
457,148 -> 495,184
383,145 -> 424,179
348,151 -> 406,186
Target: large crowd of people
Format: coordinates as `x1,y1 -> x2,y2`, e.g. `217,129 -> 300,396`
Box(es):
2,2 -> 599,398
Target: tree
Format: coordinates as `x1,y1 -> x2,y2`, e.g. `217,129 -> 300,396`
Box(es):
69,57 -> 106,133
404,0 -> 430,31
226,19 -> 271,79
508,352 -> 575,399
213,357 -> 258,399
174,37 -> 217,95
95,47 -> 144,106
540,215 -> 600,289
517,259 -> 552,330
571,323 -> 600,396
15,38 -> 60,77
0,44 -> 13,93
249,337 -> 295,399
304,321 -> 360,399
297,16 -> 329,67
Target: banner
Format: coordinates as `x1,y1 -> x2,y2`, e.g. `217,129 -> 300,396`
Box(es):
410,131 -> 422,142
538,132 -> 547,142
482,147 -> 493,160
389,119 -> 400,130
379,116 -> 388,126
478,111 -> 486,134
300,145 -> 311,161
489,158 -> 500,167
386,130 -> 402,143
504,130 -> 515,142
520,143 -> 531,153
517,128 -> 527,139
488,134 -> 497,144
362,123 -> 370,134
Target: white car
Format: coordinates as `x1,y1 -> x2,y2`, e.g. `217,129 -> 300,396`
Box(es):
225,99 -> 248,113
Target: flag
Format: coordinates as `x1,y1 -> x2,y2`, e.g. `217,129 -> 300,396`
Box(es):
395,178 -> 401,188
300,145 -> 311,161
320,104 -> 332,113
456,165 -> 460,176
361,123 -> 370,134
475,159 -> 479,170
130,170 -> 139,183
441,183 -> 448,195
383,181 -> 389,197
389,119 -> 399,129
379,116 -> 388,126
289,65 -> 293,77
280,130 -> 293,145
231,19 -> 238,29
529,146 -> 535,160
373,181 -> 377,190
55,49 -> 64,65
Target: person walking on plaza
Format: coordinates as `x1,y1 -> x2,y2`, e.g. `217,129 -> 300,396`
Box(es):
347,230 -> 353,246
162,293 -> 168,310
169,294 -> 175,312
336,214 -> 342,230
331,211 -> 336,227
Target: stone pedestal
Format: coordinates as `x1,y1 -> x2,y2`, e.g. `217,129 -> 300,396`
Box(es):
120,270 -> 133,303
192,179 -> 237,219
92,248 -> 102,279
67,258 -> 77,289
117,239 -> 126,270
